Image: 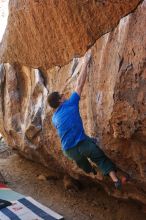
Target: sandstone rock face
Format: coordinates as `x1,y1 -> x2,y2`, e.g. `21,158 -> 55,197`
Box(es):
0,0 -> 146,204
0,0 -> 142,69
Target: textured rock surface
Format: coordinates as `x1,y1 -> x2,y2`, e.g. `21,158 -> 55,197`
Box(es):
0,0 -> 142,69
0,0 -> 146,205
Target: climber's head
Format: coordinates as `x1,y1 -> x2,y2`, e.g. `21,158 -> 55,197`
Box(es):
48,92 -> 65,109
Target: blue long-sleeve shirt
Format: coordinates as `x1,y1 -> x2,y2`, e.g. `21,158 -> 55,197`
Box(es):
52,92 -> 86,151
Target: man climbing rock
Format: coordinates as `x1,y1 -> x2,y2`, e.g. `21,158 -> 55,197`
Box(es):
48,50 -> 124,189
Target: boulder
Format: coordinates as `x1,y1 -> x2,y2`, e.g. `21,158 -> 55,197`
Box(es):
0,0 -> 146,204
0,0 -> 142,69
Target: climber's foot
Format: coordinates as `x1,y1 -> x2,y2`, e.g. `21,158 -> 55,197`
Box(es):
114,179 -> 122,190
121,174 -> 130,185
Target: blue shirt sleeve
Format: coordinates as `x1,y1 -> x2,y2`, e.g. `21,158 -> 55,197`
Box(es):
68,92 -> 80,105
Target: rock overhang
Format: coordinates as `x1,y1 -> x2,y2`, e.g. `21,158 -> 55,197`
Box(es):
0,0 -> 143,69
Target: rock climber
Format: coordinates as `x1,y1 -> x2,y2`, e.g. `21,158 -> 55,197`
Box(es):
48,50 -> 126,189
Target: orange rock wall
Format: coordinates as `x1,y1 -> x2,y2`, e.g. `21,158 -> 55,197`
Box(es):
0,0 -> 142,68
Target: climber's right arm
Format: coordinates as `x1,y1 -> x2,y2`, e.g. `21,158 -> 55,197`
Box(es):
75,50 -> 91,96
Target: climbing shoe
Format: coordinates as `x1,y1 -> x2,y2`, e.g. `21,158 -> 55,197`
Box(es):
121,175 -> 130,184
114,179 -> 122,190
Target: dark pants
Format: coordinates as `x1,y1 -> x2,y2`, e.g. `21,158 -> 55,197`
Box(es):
64,137 -> 116,175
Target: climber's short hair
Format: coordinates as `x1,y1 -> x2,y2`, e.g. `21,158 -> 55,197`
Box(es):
48,92 -> 62,109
